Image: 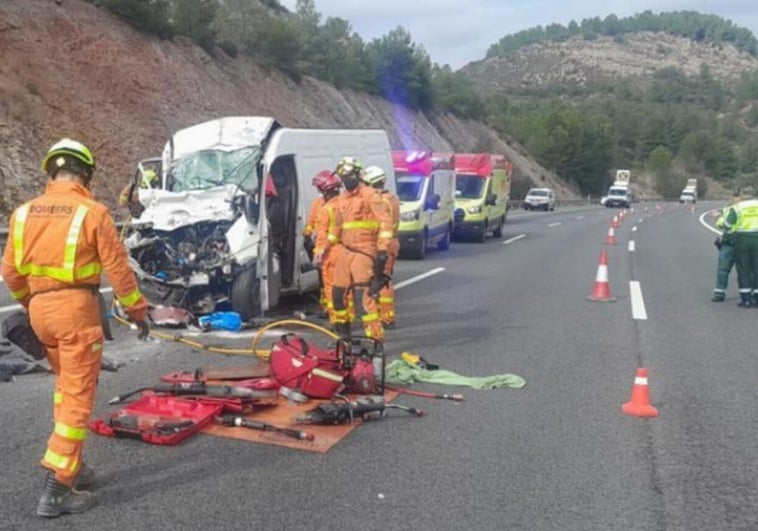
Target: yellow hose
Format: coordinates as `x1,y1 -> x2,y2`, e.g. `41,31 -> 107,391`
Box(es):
251,319 -> 339,361
113,313 -> 338,359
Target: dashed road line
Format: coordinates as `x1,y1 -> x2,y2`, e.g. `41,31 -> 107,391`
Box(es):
630,281 -> 647,320
503,234 -> 526,245
394,268 -> 445,290
628,240 -> 635,252
548,222 -> 562,228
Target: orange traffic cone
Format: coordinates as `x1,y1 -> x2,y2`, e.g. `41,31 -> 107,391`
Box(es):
622,368 -> 658,417
611,215 -> 619,228
586,249 -> 616,302
605,226 -> 617,245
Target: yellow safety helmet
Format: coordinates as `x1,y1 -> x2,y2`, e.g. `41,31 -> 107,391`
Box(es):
363,165 -> 387,188
335,156 -> 363,178
141,169 -> 158,187
41,138 -> 96,177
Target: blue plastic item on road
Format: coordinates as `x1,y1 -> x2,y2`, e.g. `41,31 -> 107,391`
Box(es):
198,311 -> 242,332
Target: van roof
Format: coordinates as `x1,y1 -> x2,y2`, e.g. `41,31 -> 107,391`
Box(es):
450,153 -> 511,177
392,151 -> 454,176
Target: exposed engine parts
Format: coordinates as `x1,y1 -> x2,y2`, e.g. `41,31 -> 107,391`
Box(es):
126,221 -> 232,282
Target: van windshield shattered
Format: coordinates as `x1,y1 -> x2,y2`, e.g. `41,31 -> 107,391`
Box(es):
455,175 -> 484,199
396,174 -> 424,201
168,146 -> 260,192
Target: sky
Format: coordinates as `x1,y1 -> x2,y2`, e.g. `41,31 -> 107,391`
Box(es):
279,1 -> 758,69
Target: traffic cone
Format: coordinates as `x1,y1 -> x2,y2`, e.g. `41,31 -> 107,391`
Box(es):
622,368 -> 658,417
586,249 -> 616,302
605,226 -> 617,245
611,215 -> 619,228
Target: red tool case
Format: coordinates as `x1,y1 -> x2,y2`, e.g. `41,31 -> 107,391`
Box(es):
90,392 -> 223,445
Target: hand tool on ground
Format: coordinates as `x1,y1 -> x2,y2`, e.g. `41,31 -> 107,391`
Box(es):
108,382 -> 275,404
109,415 -> 194,434
214,415 -> 315,441
291,396 -> 425,425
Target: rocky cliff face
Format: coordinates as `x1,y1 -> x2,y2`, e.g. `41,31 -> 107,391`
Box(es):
0,0 -> 570,219
464,32 -> 758,93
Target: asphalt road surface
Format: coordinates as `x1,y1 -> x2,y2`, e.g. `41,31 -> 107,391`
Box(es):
1,202 -> 757,531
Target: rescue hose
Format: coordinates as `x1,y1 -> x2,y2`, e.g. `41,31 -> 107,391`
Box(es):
251,319 -> 339,361
112,313 -> 259,356
112,313 -> 339,359
384,385 -> 464,402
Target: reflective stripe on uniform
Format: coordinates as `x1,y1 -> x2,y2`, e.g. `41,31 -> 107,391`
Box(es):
343,221 -> 379,230
10,286 -> 30,300
43,449 -> 72,471
54,422 -> 88,441
118,288 -> 143,308
13,204 -> 29,273
361,311 -> 380,323
379,231 -> 394,239
54,392 -> 62,404
15,203 -> 103,282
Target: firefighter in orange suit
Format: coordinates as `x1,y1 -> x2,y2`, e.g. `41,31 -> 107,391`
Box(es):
311,171 -> 343,322
331,157 -> 393,340
363,165 -> 400,327
303,173 -> 328,310
1,139 -> 150,518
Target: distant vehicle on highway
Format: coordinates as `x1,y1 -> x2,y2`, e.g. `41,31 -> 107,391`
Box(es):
523,187 -> 555,211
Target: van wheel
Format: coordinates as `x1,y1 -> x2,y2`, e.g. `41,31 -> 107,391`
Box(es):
437,227 -> 451,251
492,218 -> 503,238
411,230 -> 428,260
231,267 -> 261,322
475,223 -> 487,243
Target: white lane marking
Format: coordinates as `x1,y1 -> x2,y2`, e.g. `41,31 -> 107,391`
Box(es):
548,222 -> 562,228
630,281 -> 648,320
699,210 -> 722,236
575,215 -> 584,220
628,240 -> 636,252
0,287 -> 113,314
503,234 -> 526,245
631,226 -> 638,232
393,267 -> 445,290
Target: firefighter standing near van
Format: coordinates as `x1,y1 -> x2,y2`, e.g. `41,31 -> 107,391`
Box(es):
118,167 -> 158,218
1,139 -> 150,518
721,189 -> 758,307
331,157 -> 394,340
363,165 -> 400,327
310,170 -> 343,321
711,190 -> 741,302
303,173 -> 328,311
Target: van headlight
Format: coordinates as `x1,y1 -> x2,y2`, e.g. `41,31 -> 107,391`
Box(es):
401,209 -> 420,221
467,205 -> 483,214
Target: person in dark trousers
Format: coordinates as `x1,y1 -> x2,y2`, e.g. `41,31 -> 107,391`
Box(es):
711,191 -> 741,302
722,189 -> 758,307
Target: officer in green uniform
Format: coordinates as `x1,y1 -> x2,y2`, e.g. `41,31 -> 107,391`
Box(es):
722,190 -> 758,307
711,191 -> 741,302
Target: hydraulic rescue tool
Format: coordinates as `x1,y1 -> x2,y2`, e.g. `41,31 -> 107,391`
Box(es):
292,396 -> 425,425
214,415 -> 315,441
108,382 -> 276,405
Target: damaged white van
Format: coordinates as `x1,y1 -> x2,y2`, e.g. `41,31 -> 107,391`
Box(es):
124,116 -> 395,321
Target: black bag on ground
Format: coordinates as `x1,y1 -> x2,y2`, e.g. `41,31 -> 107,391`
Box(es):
1,310 -> 45,360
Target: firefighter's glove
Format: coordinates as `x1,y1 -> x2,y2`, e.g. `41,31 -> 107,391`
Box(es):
134,319 -> 151,341
714,237 -> 723,250
374,251 -> 389,277
303,237 -> 315,261
369,274 -> 389,299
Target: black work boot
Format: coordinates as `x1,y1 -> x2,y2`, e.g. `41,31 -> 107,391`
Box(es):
335,322 -> 351,339
737,295 -> 752,308
73,463 -> 96,490
710,292 -> 725,302
36,471 -> 95,518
